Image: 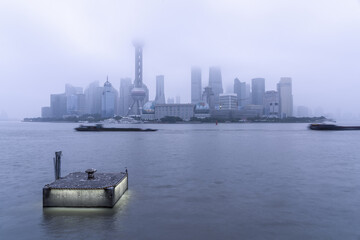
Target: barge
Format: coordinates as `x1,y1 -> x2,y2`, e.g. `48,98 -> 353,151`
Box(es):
75,124 -> 157,132
309,123 -> 360,131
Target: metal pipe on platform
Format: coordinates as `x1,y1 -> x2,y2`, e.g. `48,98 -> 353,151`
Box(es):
53,151 -> 62,180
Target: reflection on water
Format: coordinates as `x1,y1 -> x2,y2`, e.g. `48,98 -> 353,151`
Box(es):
41,191 -> 131,239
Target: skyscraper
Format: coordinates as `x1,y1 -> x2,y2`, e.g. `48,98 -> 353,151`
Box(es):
277,77 -> 293,118
155,75 -> 166,104
208,67 -> 223,107
251,78 -> 265,106
119,78 -> 133,116
191,67 -> 202,104
202,86 -> 215,110
85,81 -> 103,115
50,93 -> 67,118
234,78 -> 246,108
101,79 -> 118,118
65,84 -> 83,115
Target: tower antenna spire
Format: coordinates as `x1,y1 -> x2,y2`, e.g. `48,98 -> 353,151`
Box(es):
128,42 -> 146,116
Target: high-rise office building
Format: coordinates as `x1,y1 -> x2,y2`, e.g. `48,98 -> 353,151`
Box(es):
176,95 -> 181,104
208,67 -> 223,107
77,94 -> 86,115
263,91 -> 279,117
202,86 -> 215,110
84,81 -> 103,115
65,84 -> 83,115
50,93 -> 67,118
191,67 -> 202,104
234,78 -> 246,108
251,78 -> 265,106
277,77 -> 293,118
119,78 -> 133,116
155,75 -> 166,104
101,79 -> 118,118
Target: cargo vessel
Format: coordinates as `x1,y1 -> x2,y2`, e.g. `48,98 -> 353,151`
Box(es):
75,124 -> 157,132
309,123 -> 360,131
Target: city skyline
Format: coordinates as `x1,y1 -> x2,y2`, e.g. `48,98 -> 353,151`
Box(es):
1,1 -> 360,119
38,40 -> 298,120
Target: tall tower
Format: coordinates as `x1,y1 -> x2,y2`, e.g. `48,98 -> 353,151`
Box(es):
128,42 -> 146,116
155,75 -> 166,104
191,67 -> 202,104
277,77 -> 293,118
208,67 -> 223,107
251,78 -> 265,106
101,78 -> 118,118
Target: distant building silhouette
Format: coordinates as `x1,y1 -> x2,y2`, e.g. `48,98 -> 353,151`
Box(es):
245,83 -> 251,106
155,75 -> 166,104
65,84 -> 85,115
85,81 -> 103,115
234,78 -> 246,107
251,78 -> 265,106
191,67 -> 202,104
50,93 -> 67,118
119,78 -> 133,116
263,91 -> 279,117
277,77 -> 293,118
202,86 -> 215,110
208,67 -> 223,107
101,78 -> 118,118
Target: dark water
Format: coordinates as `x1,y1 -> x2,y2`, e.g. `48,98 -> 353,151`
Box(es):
1,121 -> 360,240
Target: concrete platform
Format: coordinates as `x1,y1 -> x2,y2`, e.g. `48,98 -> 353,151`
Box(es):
43,170 -> 128,208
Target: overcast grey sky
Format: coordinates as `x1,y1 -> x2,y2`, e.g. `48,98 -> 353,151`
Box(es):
1,0 -> 360,119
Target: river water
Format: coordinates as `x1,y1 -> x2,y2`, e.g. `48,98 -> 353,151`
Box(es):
0,121 -> 360,239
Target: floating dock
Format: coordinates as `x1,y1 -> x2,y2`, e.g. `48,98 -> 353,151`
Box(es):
43,169 -> 128,208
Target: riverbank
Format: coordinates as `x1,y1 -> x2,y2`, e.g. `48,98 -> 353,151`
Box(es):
23,116 -> 328,124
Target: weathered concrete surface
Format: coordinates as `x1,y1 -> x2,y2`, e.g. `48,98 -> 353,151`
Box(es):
43,172 -> 128,208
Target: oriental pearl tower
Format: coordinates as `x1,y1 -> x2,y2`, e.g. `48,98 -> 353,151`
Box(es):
127,41 -> 146,116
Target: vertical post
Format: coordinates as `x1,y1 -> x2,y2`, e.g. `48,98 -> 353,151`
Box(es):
125,168 -> 128,190
53,151 -> 62,180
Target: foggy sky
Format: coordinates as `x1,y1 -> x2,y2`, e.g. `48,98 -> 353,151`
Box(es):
1,0 -> 360,119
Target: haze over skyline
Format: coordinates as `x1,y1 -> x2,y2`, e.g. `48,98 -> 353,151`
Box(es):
1,0 -> 360,119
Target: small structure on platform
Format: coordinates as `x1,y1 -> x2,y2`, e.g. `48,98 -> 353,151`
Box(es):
43,152 -> 128,208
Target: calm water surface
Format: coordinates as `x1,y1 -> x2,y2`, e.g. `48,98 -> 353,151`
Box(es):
1,121 -> 360,239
